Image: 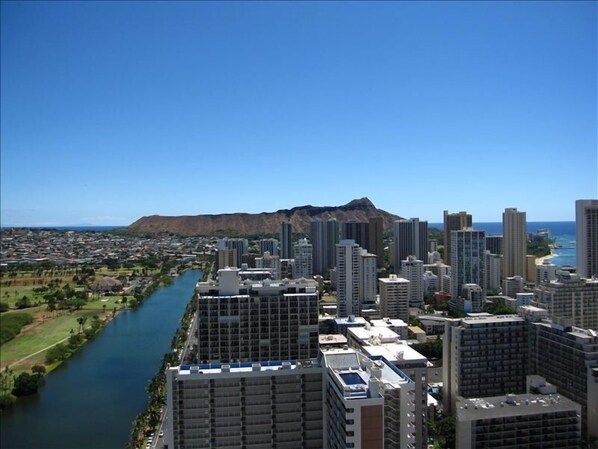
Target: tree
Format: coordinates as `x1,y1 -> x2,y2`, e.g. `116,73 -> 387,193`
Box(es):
12,372 -> 40,396
76,316 -> 88,333
31,365 -> 46,378
15,296 -> 32,309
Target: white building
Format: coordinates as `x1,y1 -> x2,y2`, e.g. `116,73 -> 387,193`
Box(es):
401,256 -> 424,308
294,238 -> 313,279
255,251 -> 281,279
536,259 -> 558,285
484,251 -> 501,292
379,275 -> 410,324
532,270 -> 598,331
321,347 -> 419,449
502,275 -> 524,299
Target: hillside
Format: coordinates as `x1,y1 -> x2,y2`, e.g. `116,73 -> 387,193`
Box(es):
127,198 -> 402,235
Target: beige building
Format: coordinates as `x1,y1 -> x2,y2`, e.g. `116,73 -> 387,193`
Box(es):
378,275 -> 410,324
502,207 -> 527,279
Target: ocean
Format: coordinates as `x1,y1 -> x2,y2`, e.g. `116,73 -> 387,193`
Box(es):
429,221 -> 576,267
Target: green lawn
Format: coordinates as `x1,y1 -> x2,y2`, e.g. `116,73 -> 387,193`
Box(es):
0,298 -> 126,371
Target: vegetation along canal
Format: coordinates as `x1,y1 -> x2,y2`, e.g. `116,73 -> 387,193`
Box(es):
0,269 -> 201,449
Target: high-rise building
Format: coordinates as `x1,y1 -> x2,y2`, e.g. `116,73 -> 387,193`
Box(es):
450,228 -> 486,302
502,208 -> 527,279
293,238 -> 313,279
401,256 -> 424,308
217,247 -> 236,269
528,319 -> 598,441
484,235 -> 502,255
341,220 -> 369,250
455,379 -> 582,449
258,238 -> 279,256
484,251 -> 501,292
196,268 -> 319,362
217,238 -> 248,268
379,275 -> 410,323
393,218 -> 428,273
443,315 -> 528,414
359,249 -> 378,310
576,199 -> 598,278
166,360 -> 324,449
533,270 -> 598,330
320,347 -> 419,449
368,216 -> 384,268
280,221 -> 293,259
443,210 -> 472,264
336,239 -> 361,318
311,219 -> 339,276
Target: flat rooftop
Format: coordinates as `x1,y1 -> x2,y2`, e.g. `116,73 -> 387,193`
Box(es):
456,393 -> 581,421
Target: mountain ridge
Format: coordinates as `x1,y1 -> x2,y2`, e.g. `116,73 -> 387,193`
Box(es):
127,198 -> 402,235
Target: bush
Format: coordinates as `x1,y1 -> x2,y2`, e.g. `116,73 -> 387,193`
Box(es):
15,296 -> 32,309
0,302 -> 9,313
0,392 -> 16,409
0,312 -> 34,345
12,372 -> 40,396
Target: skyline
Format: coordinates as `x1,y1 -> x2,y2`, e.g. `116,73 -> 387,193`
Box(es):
1,1 -> 596,226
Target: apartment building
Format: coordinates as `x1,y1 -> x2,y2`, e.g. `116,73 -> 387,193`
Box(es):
196,268 -> 319,363
166,360 -> 324,449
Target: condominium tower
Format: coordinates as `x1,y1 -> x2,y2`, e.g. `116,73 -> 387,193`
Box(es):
311,219 -> 339,276
450,228 -> 486,302
196,268 -> 319,363
502,208 -> 527,279
576,199 -> 598,278
393,218 -> 428,273
280,221 -> 293,259
443,210 -> 472,264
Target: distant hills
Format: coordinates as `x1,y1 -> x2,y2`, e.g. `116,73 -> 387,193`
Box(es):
127,197 -> 403,236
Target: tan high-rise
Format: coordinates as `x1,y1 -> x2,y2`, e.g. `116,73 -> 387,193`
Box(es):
502,207 -> 527,279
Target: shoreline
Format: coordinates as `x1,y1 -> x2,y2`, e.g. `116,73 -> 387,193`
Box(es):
535,250 -> 557,265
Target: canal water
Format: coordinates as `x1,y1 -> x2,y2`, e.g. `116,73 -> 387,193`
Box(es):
0,269 -> 201,449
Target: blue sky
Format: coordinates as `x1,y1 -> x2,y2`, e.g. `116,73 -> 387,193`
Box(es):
1,1 -> 596,226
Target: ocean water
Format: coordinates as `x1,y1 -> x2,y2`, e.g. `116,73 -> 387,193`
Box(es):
429,221 -> 576,267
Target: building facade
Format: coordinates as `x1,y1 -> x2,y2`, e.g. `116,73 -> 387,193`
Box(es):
196,268 -> 319,363
450,228 -> 486,302
502,208 -> 527,279
443,210 -> 472,265
294,238 -> 313,279
311,219 -> 339,276
576,199 -> 598,279
379,275 -> 410,323
400,256 -> 424,308
393,218 -> 428,274
443,316 -> 528,414
280,221 -> 293,259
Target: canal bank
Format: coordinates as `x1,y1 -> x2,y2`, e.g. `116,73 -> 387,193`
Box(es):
0,269 -> 201,449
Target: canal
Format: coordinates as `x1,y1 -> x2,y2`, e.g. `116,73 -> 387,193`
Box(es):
0,269 -> 201,449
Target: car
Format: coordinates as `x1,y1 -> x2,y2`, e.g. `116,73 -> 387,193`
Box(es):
159,431 -> 164,437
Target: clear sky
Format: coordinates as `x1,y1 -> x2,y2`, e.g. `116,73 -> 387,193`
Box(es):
1,1 -> 596,226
